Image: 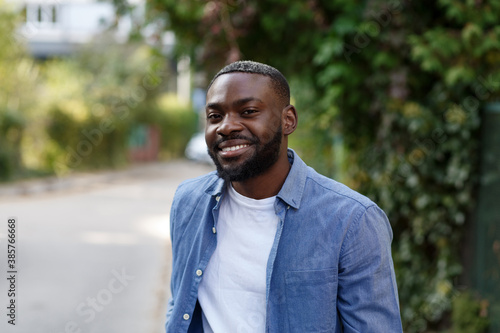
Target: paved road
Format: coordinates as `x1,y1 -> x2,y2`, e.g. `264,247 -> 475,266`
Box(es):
0,160 -> 214,333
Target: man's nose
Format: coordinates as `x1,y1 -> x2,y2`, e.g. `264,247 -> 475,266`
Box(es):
216,114 -> 244,136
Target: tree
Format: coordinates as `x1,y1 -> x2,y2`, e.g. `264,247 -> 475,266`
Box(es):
0,1 -> 39,180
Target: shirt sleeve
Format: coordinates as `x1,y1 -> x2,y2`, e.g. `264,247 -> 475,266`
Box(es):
165,296 -> 174,325
337,205 -> 403,332
166,189 -> 179,330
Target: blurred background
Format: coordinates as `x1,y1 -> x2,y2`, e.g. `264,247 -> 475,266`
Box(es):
0,0 -> 499,332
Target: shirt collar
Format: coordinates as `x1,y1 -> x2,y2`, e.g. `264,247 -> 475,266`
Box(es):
205,172 -> 225,197
276,148 -> 307,209
204,148 -> 308,209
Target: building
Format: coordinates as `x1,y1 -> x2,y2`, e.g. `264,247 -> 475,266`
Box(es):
7,0 -> 175,59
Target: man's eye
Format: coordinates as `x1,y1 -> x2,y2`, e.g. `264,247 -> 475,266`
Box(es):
242,109 -> 257,115
207,113 -> 221,119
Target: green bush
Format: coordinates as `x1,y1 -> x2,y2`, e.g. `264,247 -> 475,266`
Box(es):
0,3 -> 39,181
37,43 -> 187,175
452,291 -> 490,333
153,95 -> 198,159
45,98 -> 198,174
46,105 -> 130,173
0,109 -> 25,180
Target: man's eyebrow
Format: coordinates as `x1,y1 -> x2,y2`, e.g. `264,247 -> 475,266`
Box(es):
232,97 -> 264,107
206,102 -> 222,111
206,97 -> 264,111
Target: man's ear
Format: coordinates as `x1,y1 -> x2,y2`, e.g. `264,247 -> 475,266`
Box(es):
282,105 -> 298,136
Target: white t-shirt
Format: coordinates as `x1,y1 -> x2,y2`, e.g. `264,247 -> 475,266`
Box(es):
198,184 -> 279,333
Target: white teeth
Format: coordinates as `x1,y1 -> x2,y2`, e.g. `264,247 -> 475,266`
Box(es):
221,144 -> 249,152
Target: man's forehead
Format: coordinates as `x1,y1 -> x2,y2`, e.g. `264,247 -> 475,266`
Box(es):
208,72 -> 271,92
206,73 -> 279,110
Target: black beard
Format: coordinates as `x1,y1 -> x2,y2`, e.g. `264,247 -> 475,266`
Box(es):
208,126 -> 283,182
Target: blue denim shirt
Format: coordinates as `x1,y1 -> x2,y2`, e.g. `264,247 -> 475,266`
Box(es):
166,149 -> 402,332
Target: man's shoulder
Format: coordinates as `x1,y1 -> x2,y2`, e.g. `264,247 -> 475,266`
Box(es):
286,149 -> 376,211
174,171 -> 220,199
176,171 -> 220,193
305,167 -> 375,209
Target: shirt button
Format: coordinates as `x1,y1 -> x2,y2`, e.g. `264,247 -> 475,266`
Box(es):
212,227 -> 217,234
196,269 -> 203,276
215,195 -> 221,202
183,313 -> 190,320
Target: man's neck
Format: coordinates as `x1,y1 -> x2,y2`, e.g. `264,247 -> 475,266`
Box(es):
231,154 -> 291,200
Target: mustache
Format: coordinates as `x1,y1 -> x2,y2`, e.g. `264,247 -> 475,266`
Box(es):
211,134 -> 259,150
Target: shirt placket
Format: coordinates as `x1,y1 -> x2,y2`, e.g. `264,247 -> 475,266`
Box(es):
181,193 -> 223,331
265,199 -> 290,332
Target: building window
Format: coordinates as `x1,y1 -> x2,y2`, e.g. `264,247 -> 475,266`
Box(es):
52,6 -> 57,23
26,4 -> 59,26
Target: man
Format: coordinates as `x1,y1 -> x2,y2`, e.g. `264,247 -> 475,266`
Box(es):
166,61 -> 403,332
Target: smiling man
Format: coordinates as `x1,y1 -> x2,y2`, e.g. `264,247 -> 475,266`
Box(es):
165,61 -> 403,333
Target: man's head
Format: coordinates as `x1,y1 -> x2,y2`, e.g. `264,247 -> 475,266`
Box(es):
205,61 -> 297,183
208,61 -> 291,110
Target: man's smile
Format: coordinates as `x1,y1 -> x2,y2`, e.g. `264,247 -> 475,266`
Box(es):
214,138 -> 255,158
217,140 -> 253,158
221,144 -> 249,152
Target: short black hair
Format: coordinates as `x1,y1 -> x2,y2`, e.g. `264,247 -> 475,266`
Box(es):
208,61 -> 290,107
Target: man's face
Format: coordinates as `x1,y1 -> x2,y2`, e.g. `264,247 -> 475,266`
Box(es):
205,72 -> 285,182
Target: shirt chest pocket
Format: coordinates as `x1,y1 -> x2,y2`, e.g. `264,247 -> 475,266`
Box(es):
285,268 -> 338,333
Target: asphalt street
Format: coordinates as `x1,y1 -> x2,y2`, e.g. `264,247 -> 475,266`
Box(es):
0,160 -> 214,333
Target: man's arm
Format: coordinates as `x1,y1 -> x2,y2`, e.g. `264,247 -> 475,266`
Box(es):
165,191 -> 178,330
337,205 -> 403,332
165,297 -> 174,324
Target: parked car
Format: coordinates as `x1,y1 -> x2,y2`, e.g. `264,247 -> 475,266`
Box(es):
185,132 -> 213,164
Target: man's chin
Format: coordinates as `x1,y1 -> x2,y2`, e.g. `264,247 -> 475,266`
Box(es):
208,142 -> 280,182
215,161 -> 246,181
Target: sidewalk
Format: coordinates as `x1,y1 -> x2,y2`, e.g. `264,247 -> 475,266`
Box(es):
0,159 -> 214,198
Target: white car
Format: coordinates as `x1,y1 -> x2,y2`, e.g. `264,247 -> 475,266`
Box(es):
185,132 -> 214,164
